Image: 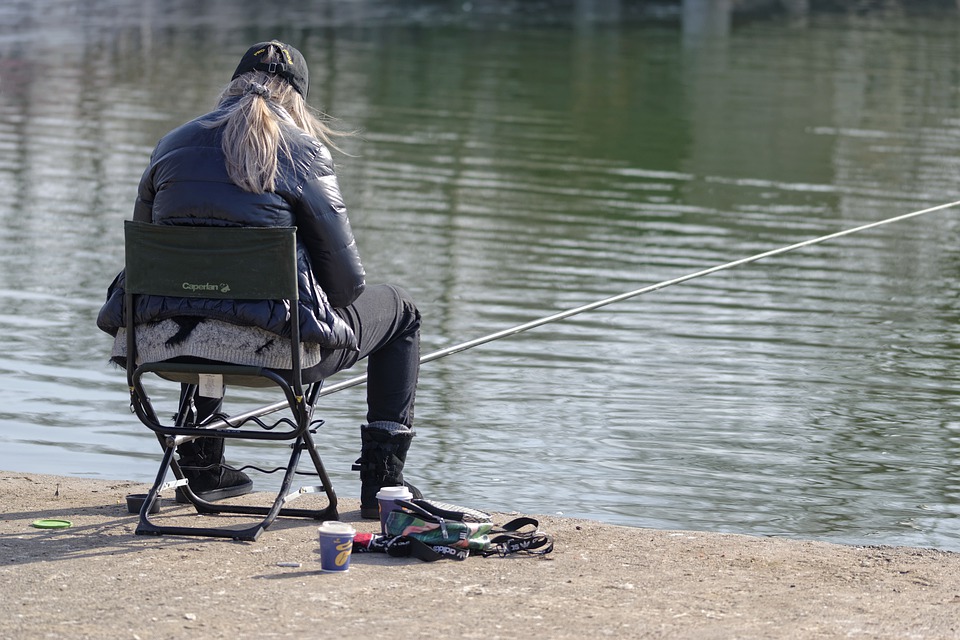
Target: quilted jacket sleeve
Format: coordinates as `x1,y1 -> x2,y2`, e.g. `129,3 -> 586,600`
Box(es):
132,153 -> 157,222
295,143 -> 365,309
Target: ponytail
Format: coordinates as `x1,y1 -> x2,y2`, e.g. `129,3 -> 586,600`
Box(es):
203,45 -> 349,194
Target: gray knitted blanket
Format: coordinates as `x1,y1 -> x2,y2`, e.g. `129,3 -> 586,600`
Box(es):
112,319 -> 324,369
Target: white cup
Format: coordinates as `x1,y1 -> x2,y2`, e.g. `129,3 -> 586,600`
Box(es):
376,486 -> 413,535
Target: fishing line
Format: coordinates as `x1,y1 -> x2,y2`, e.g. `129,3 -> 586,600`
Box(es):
215,199 -> 960,425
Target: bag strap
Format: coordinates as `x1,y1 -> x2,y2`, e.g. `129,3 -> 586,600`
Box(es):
354,532 -> 470,561
491,516 -> 540,534
396,498 -> 492,523
392,499 -> 440,522
483,531 -> 554,557
482,517 -> 554,557
394,537 -> 470,562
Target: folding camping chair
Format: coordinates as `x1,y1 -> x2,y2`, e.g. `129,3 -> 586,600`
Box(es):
123,220 -> 338,541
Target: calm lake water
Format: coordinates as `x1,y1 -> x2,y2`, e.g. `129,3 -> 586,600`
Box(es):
2,0 -> 960,551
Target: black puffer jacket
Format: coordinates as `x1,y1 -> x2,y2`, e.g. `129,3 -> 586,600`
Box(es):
96,103 -> 364,350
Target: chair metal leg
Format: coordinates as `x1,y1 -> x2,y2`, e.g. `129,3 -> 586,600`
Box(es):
134,388 -> 338,541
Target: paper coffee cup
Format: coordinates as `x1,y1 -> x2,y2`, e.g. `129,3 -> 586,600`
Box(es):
376,486 -> 413,536
318,521 -> 356,572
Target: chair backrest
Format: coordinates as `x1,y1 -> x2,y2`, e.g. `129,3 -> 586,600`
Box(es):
124,221 -> 298,301
123,220 -> 303,390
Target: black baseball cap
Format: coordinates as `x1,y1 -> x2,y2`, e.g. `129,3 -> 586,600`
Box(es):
232,40 -> 309,98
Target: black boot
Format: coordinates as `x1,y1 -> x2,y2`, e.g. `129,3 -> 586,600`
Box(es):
353,422 -> 420,519
175,437 -> 253,504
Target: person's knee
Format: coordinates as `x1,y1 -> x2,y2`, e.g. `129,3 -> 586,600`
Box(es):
385,284 -> 421,328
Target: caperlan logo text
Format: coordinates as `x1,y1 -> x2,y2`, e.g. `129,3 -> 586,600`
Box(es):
183,282 -> 231,294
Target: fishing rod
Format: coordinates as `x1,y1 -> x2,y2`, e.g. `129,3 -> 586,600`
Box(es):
211,198 -> 960,427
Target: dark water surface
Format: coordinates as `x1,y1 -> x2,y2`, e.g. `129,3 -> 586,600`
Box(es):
2,1 -> 960,550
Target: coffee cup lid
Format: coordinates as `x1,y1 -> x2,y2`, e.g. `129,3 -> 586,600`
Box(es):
318,521 -> 355,535
376,486 -> 413,500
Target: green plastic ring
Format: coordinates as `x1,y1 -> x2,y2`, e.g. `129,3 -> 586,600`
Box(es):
31,519 -> 72,529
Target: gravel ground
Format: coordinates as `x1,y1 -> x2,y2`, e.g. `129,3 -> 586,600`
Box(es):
1,471 -> 958,639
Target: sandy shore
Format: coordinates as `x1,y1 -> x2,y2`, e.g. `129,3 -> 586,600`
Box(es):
1,471 -> 958,639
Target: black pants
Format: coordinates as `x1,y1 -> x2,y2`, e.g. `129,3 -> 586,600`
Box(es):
187,283 -> 421,427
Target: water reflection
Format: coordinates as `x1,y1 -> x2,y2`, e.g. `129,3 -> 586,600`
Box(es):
1,1 -> 960,550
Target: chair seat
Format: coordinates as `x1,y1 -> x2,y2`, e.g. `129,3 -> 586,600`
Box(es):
118,355 -> 329,386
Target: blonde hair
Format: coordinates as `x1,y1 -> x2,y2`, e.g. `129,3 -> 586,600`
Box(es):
203,44 -> 347,193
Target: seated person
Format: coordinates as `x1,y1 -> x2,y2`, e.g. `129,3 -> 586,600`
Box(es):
97,40 -> 421,518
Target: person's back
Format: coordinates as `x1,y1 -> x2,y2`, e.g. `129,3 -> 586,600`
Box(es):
139,114 -> 304,230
